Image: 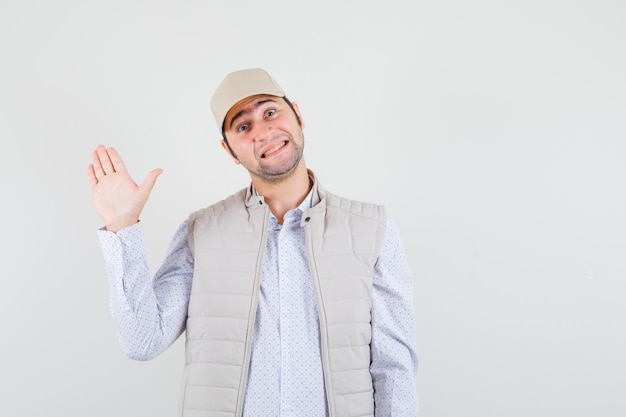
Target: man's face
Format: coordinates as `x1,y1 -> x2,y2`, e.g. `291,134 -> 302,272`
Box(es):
222,94 -> 305,184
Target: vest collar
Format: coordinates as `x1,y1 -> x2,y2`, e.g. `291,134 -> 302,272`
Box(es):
302,170 -> 328,227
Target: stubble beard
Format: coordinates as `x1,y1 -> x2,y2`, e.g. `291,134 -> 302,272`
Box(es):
251,130 -> 305,183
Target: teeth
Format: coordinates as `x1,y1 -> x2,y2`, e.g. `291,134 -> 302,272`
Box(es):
263,141 -> 286,158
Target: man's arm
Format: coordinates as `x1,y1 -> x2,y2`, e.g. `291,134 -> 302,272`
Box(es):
88,145 -> 191,359
370,218 -> 419,416
98,221 -> 193,360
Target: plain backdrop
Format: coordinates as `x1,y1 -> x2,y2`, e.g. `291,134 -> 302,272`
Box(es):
1,1 -> 625,416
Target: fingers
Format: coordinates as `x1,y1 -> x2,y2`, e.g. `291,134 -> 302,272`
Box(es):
139,168 -> 163,196
91,145 -> 128,180
91,148 -> 105,179
87,164 -> 98,188
95,145 -> 115,176
107,147 -> 128,173
89,145 -> 160,194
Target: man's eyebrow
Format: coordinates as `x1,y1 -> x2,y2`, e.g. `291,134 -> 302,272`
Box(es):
227,98 -> 278,129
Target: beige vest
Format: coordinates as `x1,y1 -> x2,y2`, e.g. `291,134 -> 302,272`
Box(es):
183,177 -> 387,417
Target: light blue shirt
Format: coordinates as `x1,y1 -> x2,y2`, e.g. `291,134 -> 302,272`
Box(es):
98,191 -> 418,416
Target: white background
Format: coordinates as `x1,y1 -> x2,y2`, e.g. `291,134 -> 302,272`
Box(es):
1,1 -> 625,416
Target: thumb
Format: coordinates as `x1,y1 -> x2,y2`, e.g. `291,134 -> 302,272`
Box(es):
139,168 -> 163,195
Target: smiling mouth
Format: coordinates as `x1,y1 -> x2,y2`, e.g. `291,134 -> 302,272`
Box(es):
261,141 -> 287,158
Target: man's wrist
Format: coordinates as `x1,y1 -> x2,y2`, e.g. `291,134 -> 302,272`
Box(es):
105,218 -> 139,233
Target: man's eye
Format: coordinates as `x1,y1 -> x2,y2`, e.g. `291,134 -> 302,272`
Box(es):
265,109 -> 276,118
237,124 -> 248,132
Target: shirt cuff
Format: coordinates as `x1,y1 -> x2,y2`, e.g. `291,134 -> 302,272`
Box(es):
97,221 -> 146,263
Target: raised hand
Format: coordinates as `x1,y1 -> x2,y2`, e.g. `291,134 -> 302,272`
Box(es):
87,145 -> 162,233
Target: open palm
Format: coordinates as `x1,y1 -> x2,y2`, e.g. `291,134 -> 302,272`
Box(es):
87,145 -> 162,233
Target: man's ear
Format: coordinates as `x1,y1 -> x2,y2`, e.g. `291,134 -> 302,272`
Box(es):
221,139 -> 240,164
291,102 -> 305,129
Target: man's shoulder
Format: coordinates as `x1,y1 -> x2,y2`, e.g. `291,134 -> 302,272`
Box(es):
321,187 -> 387,225
188,187 -> 249,222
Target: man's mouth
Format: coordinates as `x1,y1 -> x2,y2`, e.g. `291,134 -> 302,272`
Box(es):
261,141 -> 287,158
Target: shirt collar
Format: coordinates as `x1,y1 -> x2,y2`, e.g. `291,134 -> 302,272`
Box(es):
251,178 -> 314,221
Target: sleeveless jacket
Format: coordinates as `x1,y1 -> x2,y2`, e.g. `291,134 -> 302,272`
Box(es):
183,174 -> 387,417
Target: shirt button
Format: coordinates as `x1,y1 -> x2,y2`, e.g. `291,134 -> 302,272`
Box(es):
304,216 -> 311,222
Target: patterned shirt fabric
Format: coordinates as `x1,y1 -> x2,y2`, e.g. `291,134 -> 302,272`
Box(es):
97,192 -> 418,417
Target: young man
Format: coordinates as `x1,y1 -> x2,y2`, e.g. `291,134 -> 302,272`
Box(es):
87,68 -> 418,417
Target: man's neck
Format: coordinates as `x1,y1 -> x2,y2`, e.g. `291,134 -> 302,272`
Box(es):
252,162 -> 312,224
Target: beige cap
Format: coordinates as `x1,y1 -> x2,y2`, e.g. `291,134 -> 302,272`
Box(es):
210,68 -> 285,131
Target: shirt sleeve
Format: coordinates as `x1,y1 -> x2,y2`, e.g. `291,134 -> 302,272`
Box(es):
370,217 -> 419,416
97,221 -> 193,361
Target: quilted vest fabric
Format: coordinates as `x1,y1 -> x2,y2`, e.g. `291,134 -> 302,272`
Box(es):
183,176 -> 387,417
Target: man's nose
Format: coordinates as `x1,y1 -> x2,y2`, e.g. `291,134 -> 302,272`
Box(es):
253,121 -> 273,141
